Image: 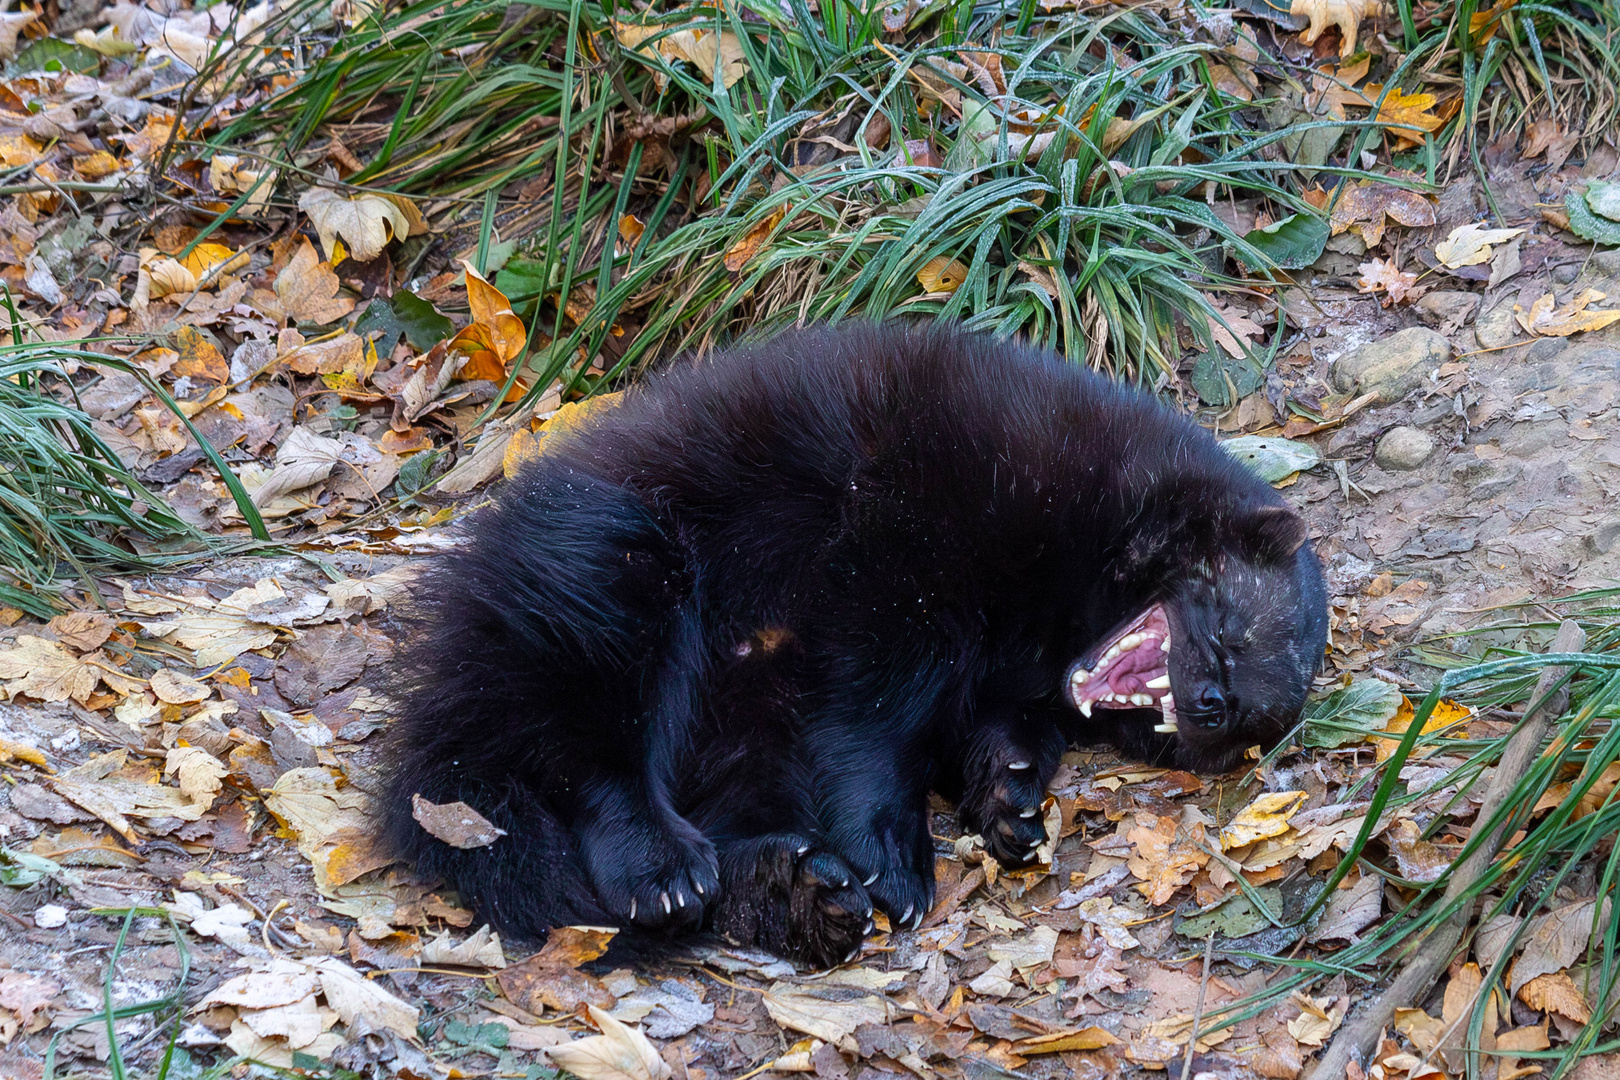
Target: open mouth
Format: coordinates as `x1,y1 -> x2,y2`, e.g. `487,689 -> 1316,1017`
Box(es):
1065,605 -> 1179,735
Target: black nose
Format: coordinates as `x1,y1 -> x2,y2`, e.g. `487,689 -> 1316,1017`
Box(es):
1195,686 -> 1225,726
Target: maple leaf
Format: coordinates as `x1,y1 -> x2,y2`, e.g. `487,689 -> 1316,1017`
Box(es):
1291,0 -> 1381,56
273,237 -> 357,324
1357,257 -> 1424,306
1363,85 -> 1446,150
1125,809 -> 1209,905
1515,289 -> 1620,337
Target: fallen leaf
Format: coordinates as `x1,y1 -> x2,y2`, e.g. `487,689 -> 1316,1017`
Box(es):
300,188 -> 416,263
1519,971 -> 1592,1024
419,925 -> 506,968
0,635 -> 101,703
1522,117 -> 1578,172
1126,809 -> 1210,905
1510,898 -> 1612,994
1287,992 -> 1346,1047
762,986 -> 892,1052
918,255 -> 970,294
410,793 -> 507,849
448,262 -> 526,388
312,956 -> 421,1040
0,10 -> 40,60
51,750 -> 211,841
274,237 -> 356,324
1016,1027 -> 1120,1053
1515,290 -> 1620,337
1385,819 -> 1451,882
1434,223 -> 1526,269
549,1004 -> 673,1080
1363,85 -> 1446,150
723,205 -> 788,273
1221,791 -> 1307,849
1372,696 -> 1470,762
1330,181 -> 1436,247
252,426 -> 344,508
166,746 -> 228,808
1307,870 -> 1383,943
1291,0 -> 1381,57
46,611 -> 114,652
1357,258 -> 1424,306
150,668 -> 211,704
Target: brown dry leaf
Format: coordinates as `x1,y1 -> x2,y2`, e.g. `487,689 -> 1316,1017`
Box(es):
615,22 -> 747,91
1519,971 -> 1592,1024
51,750 -> 210,841
419,925 -> 505,968
1208,304 -> 1265,358
1291,0 -> 1381,55
918,255 -> 970,295
1126,809 -> 1210,905
1385,819 -> 1451,883
617,213 -> 647,253
0,635 -> 101,703
1357,258 -> 1424,307
1307,869 -> 1383,943
262,767 -> 374,892
723,205 -> 788,273
1015,1027 -> 1120,1054
1522,118 -> 1578,172
761,987 -> 892,1054
71,150 -> 122,179
47,611 -> 113,651
252,426 -> 344,508
1533,761 -> 1620,820
410,793 -> 507,849
1287,992 -> 1346,1047
149,668 -> 210,704
299,188 -> 419,263
1509,898 -> 1612,994
1221,791 -> 1307,849
166,746 -> 228,808
0,972 -> 61,1026
1434,223 -> 1526,268
549,1005 -> 673,1080
275,238 -> 356,324
174,325 -> 229,384
210,154 -> 275,215
448,261 -> 527,389
1329,181 -> 1436,247
1394,1007 -> 1448,1054
1515,290 -> 1620,338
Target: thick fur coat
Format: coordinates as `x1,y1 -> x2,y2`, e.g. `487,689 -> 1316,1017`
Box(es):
381,323 -> 1327,966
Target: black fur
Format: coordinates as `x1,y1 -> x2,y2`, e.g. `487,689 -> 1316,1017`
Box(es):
380,322 -> 1327,966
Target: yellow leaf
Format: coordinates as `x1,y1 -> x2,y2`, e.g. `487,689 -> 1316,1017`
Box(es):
618,213 -> 646,253
1015,1027 -> 1120,1053
1220,790 -> 1307,850
73,23 -> 139,55
614,21 -> 748,90
918,256 -> 970,294
137,248 -> 198,303
723,205 -> 788,273
71,151 -> 122,179
0,737 -> 47,766
1434,223 -> 1525,268
0,134 -> 44,167
548,1005 -> 673,1080
181,242 -> 250,285
299,187 -> 412,264
1514,289 -> 1620,338
1363,85 -> 1445,149
1371,696 -> 1469,762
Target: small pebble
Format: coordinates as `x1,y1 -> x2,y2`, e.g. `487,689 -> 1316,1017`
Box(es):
34,904 -> 68,929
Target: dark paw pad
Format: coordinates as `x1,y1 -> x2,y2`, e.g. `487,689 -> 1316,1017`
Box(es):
787,850 -> 874,968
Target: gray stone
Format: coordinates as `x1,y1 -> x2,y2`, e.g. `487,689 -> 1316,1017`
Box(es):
1474,301 -> 1520,350
1375,426 -> 1436,471
1415,290 -> 1480,330
1595,249 -> 1620,277
1553,262 -> 1580,285
1590,520 -> 1620,555
1331,327 -> 1453,402
1527,337 -> 1568,362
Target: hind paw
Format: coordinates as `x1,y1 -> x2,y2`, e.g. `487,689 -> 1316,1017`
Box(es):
714,836 -> 873,968
787,849 -> 873,967
960,748 -> 1051,870
587,822 -> 719,933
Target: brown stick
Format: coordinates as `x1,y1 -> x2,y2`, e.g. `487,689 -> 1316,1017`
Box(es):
1307,619 -> 1587,1080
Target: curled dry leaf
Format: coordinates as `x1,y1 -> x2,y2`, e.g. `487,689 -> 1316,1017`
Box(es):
252,426 -> 344,508
410,792 -> 507,849
918,256 -> 970,295
1220,790 -> 1307,849
1329,181 -> 1436,248
1519,971 -> 1592,1024
299,187 -> 424,263
149,667 -> 210,704
723,205 -> 788,273
1357,258 -> 1424,307
211,154 -> 275,215
448,261 -> 526,389
613,21 -> 747,90
419,925 -> 506,968
166,746 -> 228,808
1515,290 -> 1620,338
549,1004 -> 673,1080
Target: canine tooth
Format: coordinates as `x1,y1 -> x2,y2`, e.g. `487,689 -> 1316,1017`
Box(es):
863,872 -> 878,887
1008,760 -> 1030,771
661,892 -> 672,914
1020,807 -> 1038,818
1119,633 -> 1144,651
1145,674 -> 1170,689
1079,701 -> 1093,717
1161,637 -> 1172,652
1131,693 -> 1154,706
1154,721 -> 1179,733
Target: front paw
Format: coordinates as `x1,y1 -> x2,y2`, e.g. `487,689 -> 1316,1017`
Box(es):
959,750 -> 1050,869
862,865 -> 935,931
587,822 -> 719,933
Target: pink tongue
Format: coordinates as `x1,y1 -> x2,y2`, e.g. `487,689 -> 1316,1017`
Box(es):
1104,647 -> 1162,696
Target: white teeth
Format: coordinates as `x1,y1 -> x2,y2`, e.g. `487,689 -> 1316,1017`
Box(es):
1072,669 -> 1089,685
1119,633 -> 1145,651
661,892 -> 671,914
863,872 -> 878,887
1161,637 -> 1172,652
1131,693 -> 1154,706
1154,721 -> 1179,733
630,899 -> 637,920
1079,702 -> 1092,717
1102,645 -> 1119,662
1145,674 -> 1170,689
1008,760 -> 1030,771
1020,807 -> 1038,818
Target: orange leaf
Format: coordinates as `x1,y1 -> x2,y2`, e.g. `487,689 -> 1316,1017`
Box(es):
1518,971 -> 1591,1024
448,262 -> 527,397
723,205 -> 788,273
1372,696 -> 1469,762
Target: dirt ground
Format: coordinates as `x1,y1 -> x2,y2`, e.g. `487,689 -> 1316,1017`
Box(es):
2,163 -> 1619,1080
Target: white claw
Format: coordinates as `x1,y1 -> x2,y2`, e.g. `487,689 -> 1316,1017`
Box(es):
1008,760 -> 1030,771
1131,693 -> 1154,706
1020,849 -> 1038,862
845,947 -> 860,963
912,910 -> 925,930
1020,807 -> 1038,818
840,879 -> 850,889
1154,721 -> 1179,733
863,872 -> 878,887
695,881 -> 705,895
675,890 -> 686,908
900,903 -> 914,924
629,899 -> 637,920
1145,674 -> 1171,689
796,844 -> 810,855
660,892 -> 671,915
1079,701 -> 1092,717
864,919 -> 875,934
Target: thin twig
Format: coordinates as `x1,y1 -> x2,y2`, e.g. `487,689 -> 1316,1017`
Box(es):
1307,619 -> 1587,1079
1181,932 -> 1216,1080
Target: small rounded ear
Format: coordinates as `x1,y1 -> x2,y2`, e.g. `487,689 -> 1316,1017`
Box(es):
1240,506 -> 1309,563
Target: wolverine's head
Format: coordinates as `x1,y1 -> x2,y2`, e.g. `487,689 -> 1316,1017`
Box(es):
1065,503 -> 1327,772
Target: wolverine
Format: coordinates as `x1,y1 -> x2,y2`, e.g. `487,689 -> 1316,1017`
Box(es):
380,322 -> 1328,967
